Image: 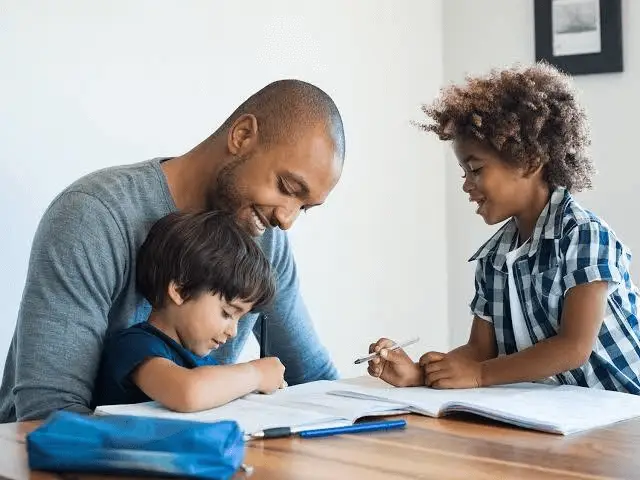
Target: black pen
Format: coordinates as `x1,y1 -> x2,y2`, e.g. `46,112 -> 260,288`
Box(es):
247,419 -> 407,440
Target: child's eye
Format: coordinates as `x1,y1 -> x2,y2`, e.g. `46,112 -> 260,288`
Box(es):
222,309 -> 233,319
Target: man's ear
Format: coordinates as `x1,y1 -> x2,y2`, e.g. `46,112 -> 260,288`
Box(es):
167,281 -> 185,306
227,113 -> 259,156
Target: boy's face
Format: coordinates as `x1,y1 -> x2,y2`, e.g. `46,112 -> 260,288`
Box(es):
173,292 -> 253,357
453,136 -> 543,226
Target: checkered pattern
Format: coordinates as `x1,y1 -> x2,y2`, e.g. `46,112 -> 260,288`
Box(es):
469,187 -> 640,393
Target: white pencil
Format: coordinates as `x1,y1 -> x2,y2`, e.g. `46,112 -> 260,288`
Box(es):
354,337 -> 420,364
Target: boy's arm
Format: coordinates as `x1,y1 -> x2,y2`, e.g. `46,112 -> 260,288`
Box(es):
132,359 -> 259,412
480,280 -> 608,386
132,357 -> 285,413
444,259 -> 498,362
481,219 -> 627,386
448,316 -> 497,362
426,221 -> 617,389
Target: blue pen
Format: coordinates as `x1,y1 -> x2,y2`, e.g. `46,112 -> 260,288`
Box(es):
248,419 -> 407,440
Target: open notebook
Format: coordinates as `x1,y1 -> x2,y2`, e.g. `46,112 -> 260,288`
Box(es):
95,378 -> 640,435
95,379 -> 408,435
328,381 -> 640,435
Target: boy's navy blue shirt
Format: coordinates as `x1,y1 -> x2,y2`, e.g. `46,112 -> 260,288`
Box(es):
92,322 -> 218,407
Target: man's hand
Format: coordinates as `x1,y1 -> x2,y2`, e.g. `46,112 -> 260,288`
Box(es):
419,352 -> 482,389
367,338 -> 423,387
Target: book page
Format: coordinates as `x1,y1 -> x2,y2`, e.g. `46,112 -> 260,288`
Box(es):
95,379 -> 406,434
244,380 -> 408,422
330,382 -> 640,434
95,398 -> 335,434
449,385 -> 640,434
330,382 -> 556,418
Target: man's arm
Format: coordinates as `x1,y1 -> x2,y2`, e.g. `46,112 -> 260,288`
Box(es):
255,230 -> 338,385
13,191 -> 125,420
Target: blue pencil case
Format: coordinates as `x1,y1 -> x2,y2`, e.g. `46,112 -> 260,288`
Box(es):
26,411 -> 245,480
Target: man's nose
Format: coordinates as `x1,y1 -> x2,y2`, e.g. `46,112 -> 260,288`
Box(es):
273,205 -> 301,231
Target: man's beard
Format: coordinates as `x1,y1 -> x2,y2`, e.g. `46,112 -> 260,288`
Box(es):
206,155 -> 248,213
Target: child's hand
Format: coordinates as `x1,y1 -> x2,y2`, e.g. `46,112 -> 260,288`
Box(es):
419,352 -> 482,389
367,338 -> 423,387
250,357 -> 286,394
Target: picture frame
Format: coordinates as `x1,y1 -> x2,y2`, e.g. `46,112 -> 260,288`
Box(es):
534,0 -> 623,75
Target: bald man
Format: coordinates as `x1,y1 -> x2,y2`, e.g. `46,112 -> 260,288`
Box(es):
0,80 -> 345,422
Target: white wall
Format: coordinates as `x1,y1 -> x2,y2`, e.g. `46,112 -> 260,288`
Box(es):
0,0 -> 447,377
443,0 -> 640,346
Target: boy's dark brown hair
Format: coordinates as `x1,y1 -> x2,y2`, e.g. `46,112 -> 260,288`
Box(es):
418,62 -> 595,192
137,211 -> 276,310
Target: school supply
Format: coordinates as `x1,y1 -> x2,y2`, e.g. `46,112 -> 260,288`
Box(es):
354,337 -> 420,364
96,377 -> 640,436
27,411 -> 246,480
328,381 -> 640,435
95,379 -> 408,437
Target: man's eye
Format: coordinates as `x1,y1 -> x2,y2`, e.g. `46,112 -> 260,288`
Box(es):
278,178 -> 295,196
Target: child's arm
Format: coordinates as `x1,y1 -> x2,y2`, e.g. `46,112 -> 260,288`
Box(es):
132,356 -> 285,413
446,316 -> 497,362
423,281 -> 608,388
479,280 -> 608,386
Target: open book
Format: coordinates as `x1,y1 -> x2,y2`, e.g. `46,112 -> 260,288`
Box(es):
95,379 -> 408,435
328,381 -> 640,435
95,377 -> 640,436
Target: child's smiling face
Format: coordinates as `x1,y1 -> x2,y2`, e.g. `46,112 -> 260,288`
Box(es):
453,136 -> 546,227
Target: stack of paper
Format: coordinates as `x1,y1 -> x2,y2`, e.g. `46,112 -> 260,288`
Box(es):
328,381 -> 640,434
95,379 -> 407,435
96,378 -> 640,435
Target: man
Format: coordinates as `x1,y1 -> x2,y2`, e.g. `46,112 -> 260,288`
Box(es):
0,79 -> 345,422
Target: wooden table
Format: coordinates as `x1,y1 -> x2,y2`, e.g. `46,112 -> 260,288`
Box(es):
1,413 -> 639,480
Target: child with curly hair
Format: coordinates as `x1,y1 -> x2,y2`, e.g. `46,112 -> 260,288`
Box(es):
368,62 -> 640,393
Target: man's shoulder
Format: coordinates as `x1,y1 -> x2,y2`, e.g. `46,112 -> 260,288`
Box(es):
62,158 -> 167,207
41,158 -> 175,245
255,227 -> 290,262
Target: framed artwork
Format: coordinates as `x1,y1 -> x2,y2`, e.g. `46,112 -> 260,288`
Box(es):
534,0 -> 623,75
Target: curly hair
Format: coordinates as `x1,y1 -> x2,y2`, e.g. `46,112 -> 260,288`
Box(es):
417,62 -> 595,192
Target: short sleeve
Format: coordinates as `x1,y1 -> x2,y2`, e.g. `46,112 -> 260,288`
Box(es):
101,328 -> 174,389
560,221 -> 627,294
470,258 -> 494,322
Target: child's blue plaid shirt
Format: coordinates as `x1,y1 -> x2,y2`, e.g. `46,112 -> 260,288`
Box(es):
469,187 -> 640,393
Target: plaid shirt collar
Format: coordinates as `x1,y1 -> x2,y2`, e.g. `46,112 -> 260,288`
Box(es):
468,187 -> 571,272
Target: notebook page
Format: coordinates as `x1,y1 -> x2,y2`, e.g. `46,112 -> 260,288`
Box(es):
95,398 -> 335,434
329,382 -> 554,417
244,380 -> 407,422
448,385 -> 640,434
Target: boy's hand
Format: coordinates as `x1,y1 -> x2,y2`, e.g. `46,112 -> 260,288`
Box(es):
367,338 -> 423,387
419,352 -> 482,389
250,357 -> 286,394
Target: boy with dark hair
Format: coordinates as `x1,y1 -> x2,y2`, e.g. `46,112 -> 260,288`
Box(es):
93,211 -> 284,412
